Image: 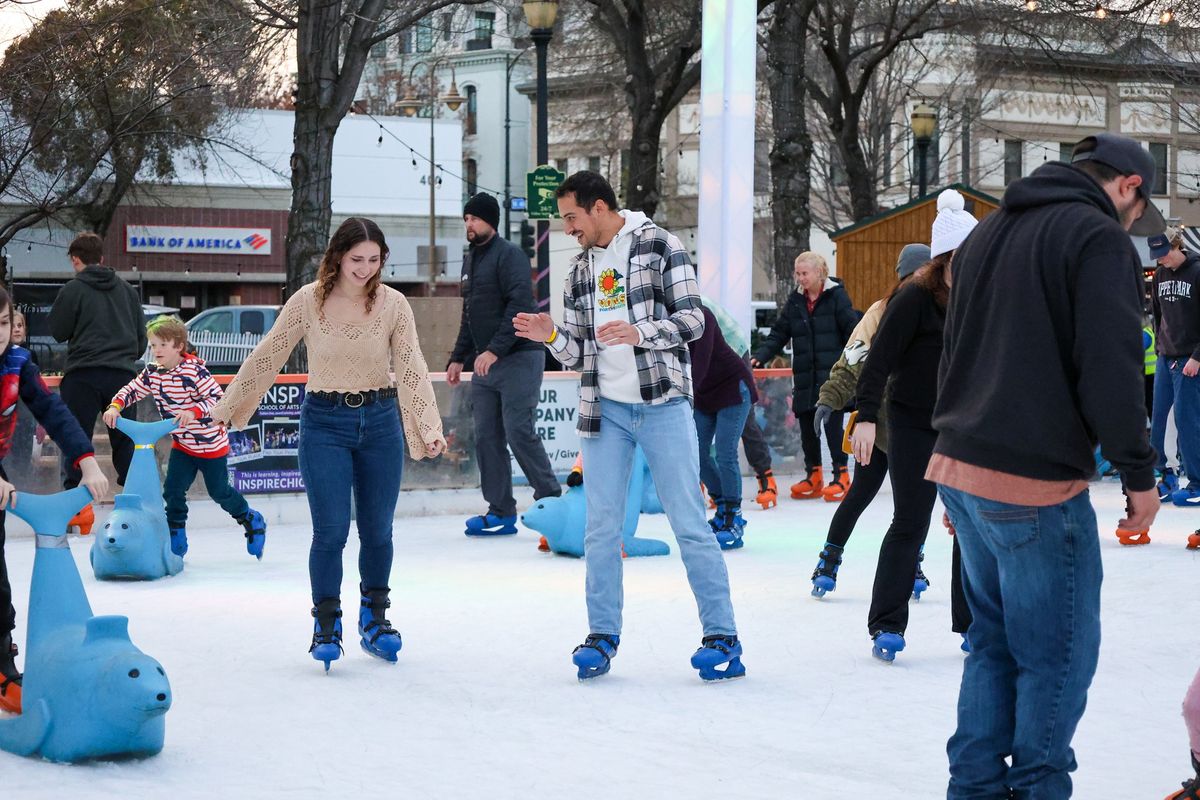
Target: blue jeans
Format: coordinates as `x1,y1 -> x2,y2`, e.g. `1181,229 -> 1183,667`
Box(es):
1151,357 -> 1174,471
1167,357 -> 1200,482
694,381 -> 752,508
579,398 -> 737,637
939,485 -> 1102,800
298,396 -> 405,604
163,450 -> 249,527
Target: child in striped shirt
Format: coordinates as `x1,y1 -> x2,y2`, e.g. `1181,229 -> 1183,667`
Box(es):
103,316 -> 265,560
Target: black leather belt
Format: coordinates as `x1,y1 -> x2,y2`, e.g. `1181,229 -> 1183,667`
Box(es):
307,388 -> 398,408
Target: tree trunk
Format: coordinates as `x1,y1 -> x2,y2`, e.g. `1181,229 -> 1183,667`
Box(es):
767,0 -> 815,310
838,101 -> 878,221
624,112 -> 665,216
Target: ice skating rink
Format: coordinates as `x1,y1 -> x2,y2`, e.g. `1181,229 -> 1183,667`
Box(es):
1,478 -> 1194,799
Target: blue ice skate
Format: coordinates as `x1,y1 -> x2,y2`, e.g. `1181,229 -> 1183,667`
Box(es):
1159,468 -> 1181,502
872,631 -> 905,663
310,599 -> 343,672
708,499 -> 725,533
1173,484 -> 1200,507
168,527 -> 187,558
811,542 -> 844,598
714,508 -> 745,551
358,588 -> 402,663
960,633 -> 971,654
691,635 -> 745,681
912,546 -> 929,601
572,634 -> 618,681
239,508 -> 266,559
464,512 -> 518,536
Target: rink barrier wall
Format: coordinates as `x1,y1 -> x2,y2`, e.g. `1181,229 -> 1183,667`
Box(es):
18,369 -> 812,503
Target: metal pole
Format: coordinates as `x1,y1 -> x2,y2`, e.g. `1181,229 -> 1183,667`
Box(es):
533,27 -> 552,311
917,137 -> 929,198
429,69 -> 437,284
504,53 -> 512,241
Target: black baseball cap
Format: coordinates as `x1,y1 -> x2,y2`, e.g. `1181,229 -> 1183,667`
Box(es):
1071,133 -> 1166,236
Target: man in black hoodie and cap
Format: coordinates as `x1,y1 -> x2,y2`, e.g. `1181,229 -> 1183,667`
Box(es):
448,193 -> 560,536
48,232 -> 146,527
929,133 -> 1162,798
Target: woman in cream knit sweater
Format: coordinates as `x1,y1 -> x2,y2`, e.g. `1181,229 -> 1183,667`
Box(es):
211,217 -> 446,671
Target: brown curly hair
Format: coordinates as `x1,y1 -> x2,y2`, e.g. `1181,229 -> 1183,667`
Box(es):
887,252 -> 952,308
315,217 -> 389,313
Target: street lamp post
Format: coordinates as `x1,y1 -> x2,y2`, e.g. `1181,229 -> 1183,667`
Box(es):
524,0 -> 558,311
911,102 -> 937,199
504,47 -> 532,241
398,57 -> 465,284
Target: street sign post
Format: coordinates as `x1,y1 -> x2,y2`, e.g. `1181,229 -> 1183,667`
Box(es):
526,165 -> 566,220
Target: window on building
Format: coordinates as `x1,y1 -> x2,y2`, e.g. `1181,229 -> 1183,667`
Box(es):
416,18 -> 433,53
442,12 -> 454,41
465,159 -> 478,198
369,39 -> 387,59
399,29 -> 413,54
555,158 -> 569,174
1149,142 -> 1168,195
910,130 -> 940,186
1060,142 -> 1075,163
465,85 -> 477,135
474,11 -> 495,42
1004,140 -> 1023,186
588,156 -> 601,174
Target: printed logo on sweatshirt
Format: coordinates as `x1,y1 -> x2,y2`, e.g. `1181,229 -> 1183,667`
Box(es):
596,268 -> 627,311
1159,279 -> 1193,301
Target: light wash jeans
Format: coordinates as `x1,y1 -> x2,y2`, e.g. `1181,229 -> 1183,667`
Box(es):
694,381 -> 752,509
939,485 -> 1102,800
579,397 -> 737,637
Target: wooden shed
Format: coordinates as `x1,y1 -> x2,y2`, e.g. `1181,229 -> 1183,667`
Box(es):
831,184 -> 999,309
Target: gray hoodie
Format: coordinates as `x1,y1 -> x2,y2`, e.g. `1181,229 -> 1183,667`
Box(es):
48,265 -> 146,375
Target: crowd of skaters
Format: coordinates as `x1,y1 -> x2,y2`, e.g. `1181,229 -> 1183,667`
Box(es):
0,131 -> 1195,797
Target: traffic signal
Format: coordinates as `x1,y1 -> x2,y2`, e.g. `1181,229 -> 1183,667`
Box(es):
520,221 -> 535,260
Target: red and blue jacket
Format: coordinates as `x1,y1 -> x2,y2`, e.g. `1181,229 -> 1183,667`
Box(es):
0,345 -> 93,469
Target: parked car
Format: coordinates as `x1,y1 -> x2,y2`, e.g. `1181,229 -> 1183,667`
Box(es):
185,305 -> 281,373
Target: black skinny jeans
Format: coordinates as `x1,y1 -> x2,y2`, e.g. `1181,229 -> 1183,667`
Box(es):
826,446 -> 889,548
867,406 -> 972,636
796,407 -> 847,471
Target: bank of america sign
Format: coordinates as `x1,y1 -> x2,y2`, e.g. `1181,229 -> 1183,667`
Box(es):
125,225 -> 273,256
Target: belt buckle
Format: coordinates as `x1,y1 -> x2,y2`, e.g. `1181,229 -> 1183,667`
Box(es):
344,391 -> 365,408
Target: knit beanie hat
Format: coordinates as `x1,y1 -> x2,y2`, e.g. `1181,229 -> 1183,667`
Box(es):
929,189 -> 978,257
463,192 -> 500,231
895,243 -> 931,279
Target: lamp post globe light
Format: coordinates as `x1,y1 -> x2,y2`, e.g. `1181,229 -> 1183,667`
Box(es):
523,0 -> 558,311
911,102 -> 937,199
399,57 -> 465,284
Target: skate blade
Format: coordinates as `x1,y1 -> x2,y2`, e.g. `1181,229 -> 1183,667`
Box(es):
464,527 -> 518,537
698,658 -> 746,682
575,664 -> 611,681
1115,528 -> 1151,546
811,586 -> 827,598
872,649 -> 897,663
360,640 -> 399,663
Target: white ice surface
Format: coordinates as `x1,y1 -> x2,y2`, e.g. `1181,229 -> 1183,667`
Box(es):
0,478 -> 1196,799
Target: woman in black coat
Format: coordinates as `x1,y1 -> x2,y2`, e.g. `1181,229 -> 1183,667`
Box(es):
753,252 -> 859,502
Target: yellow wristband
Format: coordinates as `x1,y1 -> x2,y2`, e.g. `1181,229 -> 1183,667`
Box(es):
545,328 -> 559,345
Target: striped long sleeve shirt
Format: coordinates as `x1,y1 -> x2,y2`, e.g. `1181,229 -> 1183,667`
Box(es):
112,353 -> 230,457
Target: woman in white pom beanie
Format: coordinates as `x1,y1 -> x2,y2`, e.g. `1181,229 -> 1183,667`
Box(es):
930,189 -> 978,258
848,188 -> 976,663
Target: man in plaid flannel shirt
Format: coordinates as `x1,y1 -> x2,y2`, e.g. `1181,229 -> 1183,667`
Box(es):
514,171 -> 744,683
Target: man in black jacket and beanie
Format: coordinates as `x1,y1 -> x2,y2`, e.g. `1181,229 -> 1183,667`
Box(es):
448,193 -> 560,535
930,133 -> 1162,798
49,232 -> 146,531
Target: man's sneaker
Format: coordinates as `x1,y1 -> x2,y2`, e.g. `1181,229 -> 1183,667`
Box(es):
464,512 -> 518,536
1172,484 -> 1200,507
1159,468 -> 1181,502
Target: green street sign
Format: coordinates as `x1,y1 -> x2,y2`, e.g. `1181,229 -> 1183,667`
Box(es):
526,165 -> 566,219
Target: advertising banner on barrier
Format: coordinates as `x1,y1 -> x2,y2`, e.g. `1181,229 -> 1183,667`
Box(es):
226,381 -> 306,494
513,377 -> 581,480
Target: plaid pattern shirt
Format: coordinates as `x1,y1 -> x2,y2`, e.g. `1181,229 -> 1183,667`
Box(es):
546,218 -> 704,437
